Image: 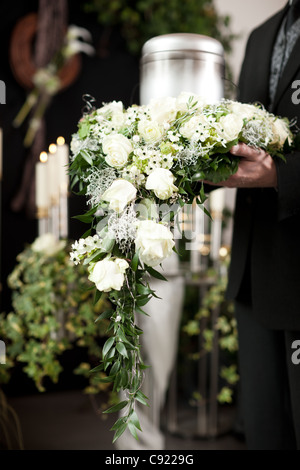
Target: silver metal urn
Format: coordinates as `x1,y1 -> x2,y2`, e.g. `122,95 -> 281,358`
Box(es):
139,32 -> 225,105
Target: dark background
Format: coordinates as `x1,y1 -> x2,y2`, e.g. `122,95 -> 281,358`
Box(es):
0,0 -> 140,315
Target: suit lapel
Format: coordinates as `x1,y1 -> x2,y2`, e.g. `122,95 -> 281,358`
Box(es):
247,7 -> 288,108
271,34 -> 300,112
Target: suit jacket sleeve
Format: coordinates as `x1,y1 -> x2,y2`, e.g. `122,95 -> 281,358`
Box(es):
237,23 -> 300,223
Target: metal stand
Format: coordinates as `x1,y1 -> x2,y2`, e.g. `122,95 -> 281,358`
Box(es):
50,203 -> 59,240
165,276 -> 233,439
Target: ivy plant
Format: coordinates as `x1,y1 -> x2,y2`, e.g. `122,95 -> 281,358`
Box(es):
0,236 -> 113,396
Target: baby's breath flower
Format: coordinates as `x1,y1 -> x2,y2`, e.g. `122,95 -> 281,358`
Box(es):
83,167 -> 119,207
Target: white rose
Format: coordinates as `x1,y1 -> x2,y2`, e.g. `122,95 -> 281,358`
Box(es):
145,168 -> 178,200
216,113 -> 244,142
101,179 -> 137,213
138,120 -> 163,143
102,134 -> 133,168
147,96 -> 177,124
111,111 -> 126,129
180,115 -> 207,139
270,117 -> 293,148
227,101 -> 255,120
88,257 -> 129,292
31,233 -> 66,256
70,134 -> 81,155
135,220 -> 175,267
227,101 -> 267,121
114,258 -> 130,273
97,100 -> 123,116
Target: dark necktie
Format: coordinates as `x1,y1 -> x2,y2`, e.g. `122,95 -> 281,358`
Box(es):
285,0 -> 300,32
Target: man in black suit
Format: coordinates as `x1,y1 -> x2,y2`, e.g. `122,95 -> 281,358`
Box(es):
208,0 -> 300,449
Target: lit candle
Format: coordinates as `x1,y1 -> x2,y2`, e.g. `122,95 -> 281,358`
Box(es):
48,143 -> 60,240
56,136 -> 69,239
56,136 -> 69,194
48,143 -> 59,206
35,151 -> 48,211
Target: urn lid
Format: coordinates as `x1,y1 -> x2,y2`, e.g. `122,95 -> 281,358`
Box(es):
141,33 -> 224,58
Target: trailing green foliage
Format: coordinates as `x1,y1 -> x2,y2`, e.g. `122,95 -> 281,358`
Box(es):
0,240 -> 112,395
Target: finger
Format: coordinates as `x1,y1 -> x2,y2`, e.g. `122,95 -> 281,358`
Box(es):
230,142 -> 263,159
202,180 -> 226,187
229,142 -> 250,155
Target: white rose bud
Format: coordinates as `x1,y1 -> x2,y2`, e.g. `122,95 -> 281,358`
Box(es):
138,120 -> 163,143
145,168 -> 178,200
135,220 -> 175,267
102,133 -> 133,168
101,179 -> 137,213
180,115 -> 207,140
88,257 -> 129,292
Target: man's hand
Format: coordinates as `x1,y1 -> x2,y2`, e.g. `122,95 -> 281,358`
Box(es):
204,143 -> 278,189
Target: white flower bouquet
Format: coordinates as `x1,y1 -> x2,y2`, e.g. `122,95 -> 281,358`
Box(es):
69,92 -> 297,442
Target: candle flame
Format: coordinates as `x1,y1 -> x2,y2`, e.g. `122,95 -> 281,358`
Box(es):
219,246 -> 229,258
57,136 -> 65,146
40,151 -> 48,163
49,143 -> 57,154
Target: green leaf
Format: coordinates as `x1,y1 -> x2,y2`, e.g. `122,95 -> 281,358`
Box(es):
101,234 -> 115,253
103,400 -> 128,414
145,266 -> 167,281
203,156 -> 239,183
94,289 -> 103,306
135,390 -> 149,406
139,363 -> 150,370
72,205 -> 98,223
198,182 -> 207,204
110,361 -> 121,376
112,422 -> 128,443
70,174 -> 79,190
117,329 -> 134,347
136,295 -> 151,307
95,375 -> 114,383
81,228 -> 92,238
83,250 -> 104,265
120,368 -> 129,387
136,283 -> 152,296
135,305 -> 149,316
90,363 -> 104,373
129,410 -> 142,431
110,417 -> 126,431
178,187 -> 187,194
131,251 -> 140,272
78,122 -> 90,139
95,309 -> 114,322
103,336 -> 115,358
81,150 -> 94,165
73,213 -> 94,224
116,342 -> 128,358
128,422 -> 139,441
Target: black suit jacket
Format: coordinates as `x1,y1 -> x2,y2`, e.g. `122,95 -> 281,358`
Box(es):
226,4 -> 300,330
